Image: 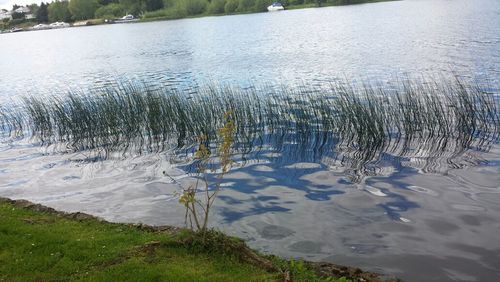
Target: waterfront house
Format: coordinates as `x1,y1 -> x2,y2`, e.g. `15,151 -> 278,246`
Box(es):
14,7 -> 30,14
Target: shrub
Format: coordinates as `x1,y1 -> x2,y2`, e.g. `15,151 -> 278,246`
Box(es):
253,0 -> 271,12
182,0 -> 208,15
9,18 -> 25,26
237,0 -> 255,12
69,0 -> 100,20
48,1 -> 72,22
178,112 -> 235,232
95,3 -> 125,19
144,0 -> 164,11
162,0 -> 175,8
224,0 -> 238,13
207,0 -> 226,14
11,12 -> 25,20
143,4 -> 187,19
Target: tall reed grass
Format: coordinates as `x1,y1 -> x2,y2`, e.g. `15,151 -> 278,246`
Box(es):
0,78 -> 498,180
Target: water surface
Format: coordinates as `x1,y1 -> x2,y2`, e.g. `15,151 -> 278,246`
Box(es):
0,0 -> 499,100
1,0 -> 500,281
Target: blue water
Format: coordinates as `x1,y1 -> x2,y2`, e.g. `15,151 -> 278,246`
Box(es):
0,0 -> 499,101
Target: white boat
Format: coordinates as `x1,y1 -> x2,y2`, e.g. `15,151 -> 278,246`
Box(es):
73,21 -> 91,27
10,27 -> 23,32
114,15 -> 139,23
49,22 -> 70,29
267,2 -> 285,11
31,24 -> 50,30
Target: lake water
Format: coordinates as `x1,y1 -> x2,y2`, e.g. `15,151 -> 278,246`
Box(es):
1,0 -> 500,281
0,0 -> 499,99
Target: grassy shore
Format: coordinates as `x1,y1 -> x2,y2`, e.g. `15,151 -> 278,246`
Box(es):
0,197 -> 390,281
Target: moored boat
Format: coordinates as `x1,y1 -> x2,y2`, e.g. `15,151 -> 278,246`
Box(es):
31,24 -> 50,30
73,21 -> 91,27
49,22 -> 70,29
113,15 -> 139,23
267,2 -> 285,11
10,27 -> 23,32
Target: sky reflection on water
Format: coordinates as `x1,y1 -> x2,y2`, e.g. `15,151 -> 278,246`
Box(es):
0,0 -> 500,281
0,0 -> 499,101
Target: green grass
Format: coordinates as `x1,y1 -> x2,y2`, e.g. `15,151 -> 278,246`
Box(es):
0,200 -> 349,281
0,201 -> 274,281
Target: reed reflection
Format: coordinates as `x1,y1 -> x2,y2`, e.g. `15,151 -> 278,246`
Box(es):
0,78 -> 498,182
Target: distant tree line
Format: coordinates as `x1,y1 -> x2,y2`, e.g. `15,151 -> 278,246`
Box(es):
3,0 -> 378,25
140,0 -> 369,19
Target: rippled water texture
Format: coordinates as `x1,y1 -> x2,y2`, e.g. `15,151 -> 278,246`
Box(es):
0,0 -> 499,100
1,0 -> 500,281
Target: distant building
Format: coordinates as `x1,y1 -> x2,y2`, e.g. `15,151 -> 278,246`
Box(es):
3,7 -> 35,20
0,10 -> 12,20
14,7 -> 31,14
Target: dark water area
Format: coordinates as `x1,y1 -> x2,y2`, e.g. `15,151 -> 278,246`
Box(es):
1,0 -> 500,281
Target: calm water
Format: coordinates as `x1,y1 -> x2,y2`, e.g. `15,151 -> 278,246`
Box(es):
0,0 -> 500,100
1,0 -> 500,281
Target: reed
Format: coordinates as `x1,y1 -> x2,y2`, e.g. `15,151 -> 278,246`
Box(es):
0,78 -> 498,180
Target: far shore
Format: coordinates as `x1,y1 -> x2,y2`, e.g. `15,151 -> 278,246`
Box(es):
0,0 -> 396,34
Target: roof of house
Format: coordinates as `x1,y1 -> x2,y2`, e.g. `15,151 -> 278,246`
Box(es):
14,7 -> 30,13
